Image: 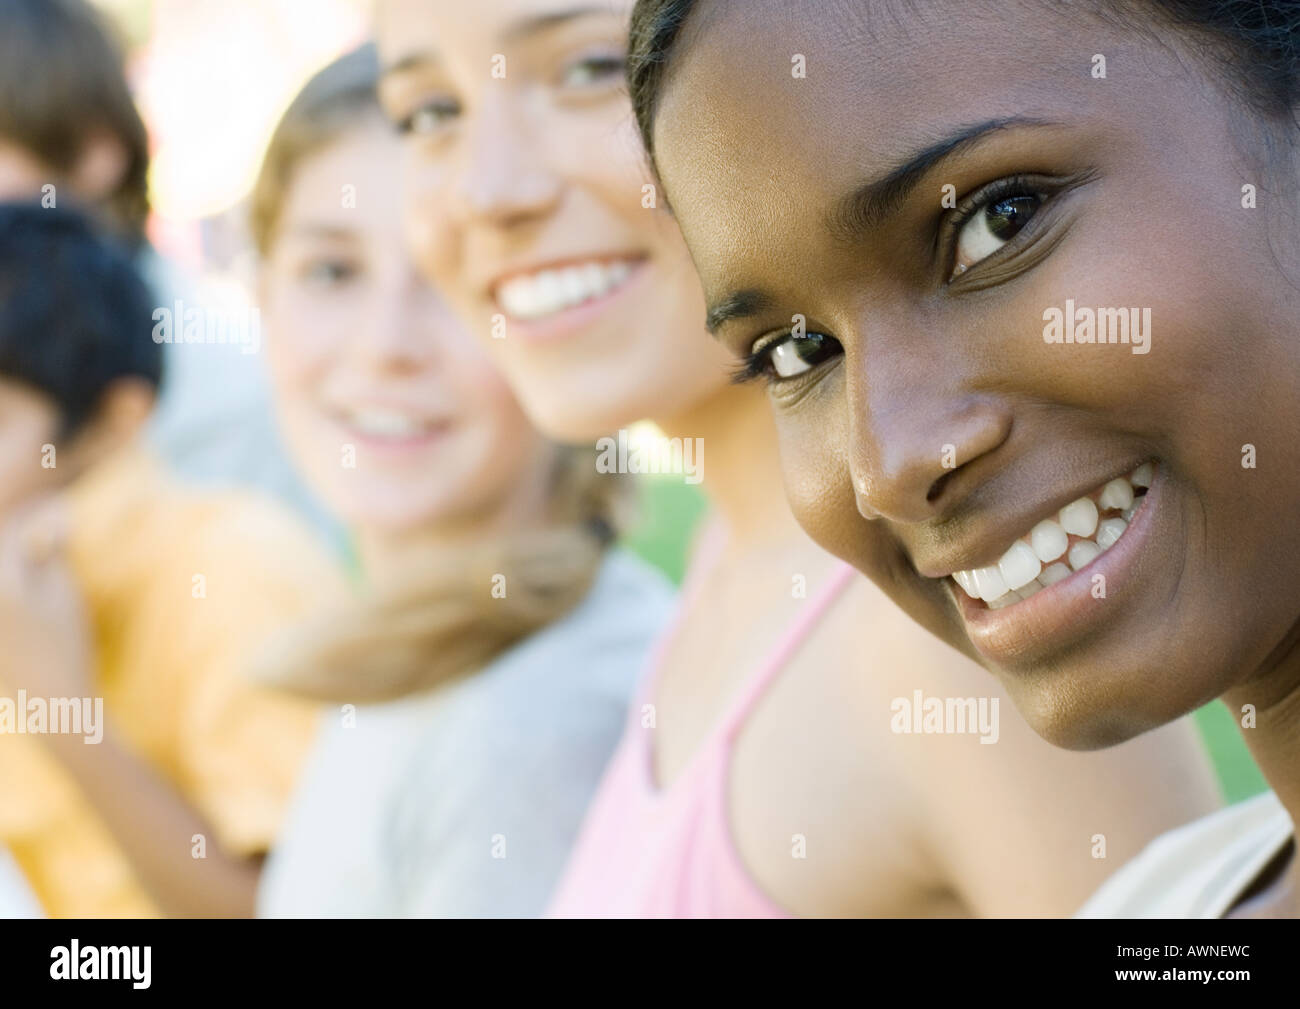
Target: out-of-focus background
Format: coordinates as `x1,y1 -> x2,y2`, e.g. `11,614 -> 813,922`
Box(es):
91,0 -> 1263,804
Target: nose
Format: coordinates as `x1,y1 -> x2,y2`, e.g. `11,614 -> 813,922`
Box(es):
847,353 -> 1012,524
358,270 -> 439,372
446,90 -> 561,229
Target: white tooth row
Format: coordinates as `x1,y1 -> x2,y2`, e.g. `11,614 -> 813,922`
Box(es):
952,462 -> 1152,608
346,408 -> 429,438
497,260 -> 635,321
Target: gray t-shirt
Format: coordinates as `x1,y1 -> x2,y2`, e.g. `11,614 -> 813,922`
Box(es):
257,550 -> 673,918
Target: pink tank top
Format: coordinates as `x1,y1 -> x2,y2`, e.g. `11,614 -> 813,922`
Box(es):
547,524 -> 857,918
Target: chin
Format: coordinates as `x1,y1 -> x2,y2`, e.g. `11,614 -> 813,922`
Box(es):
517,391 -> 641,445
997,655 -> 1213,752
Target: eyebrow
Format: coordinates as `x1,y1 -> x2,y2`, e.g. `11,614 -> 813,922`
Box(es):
281,223 -> 358,243
704,116 -> 1057,336
827,115 -> 1057,242
380,6 -> 614,78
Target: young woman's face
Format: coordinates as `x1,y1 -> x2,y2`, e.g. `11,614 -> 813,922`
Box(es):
374,0 -> 735,441
261,117 -> 551,534
652,0 -> 1300,748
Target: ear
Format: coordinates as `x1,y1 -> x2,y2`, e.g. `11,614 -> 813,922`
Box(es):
62,377 -> 155,475
70,131 -> 130,203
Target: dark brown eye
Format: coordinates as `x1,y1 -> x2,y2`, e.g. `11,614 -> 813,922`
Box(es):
953,191 -> 1042,277
763,332 -> 842,378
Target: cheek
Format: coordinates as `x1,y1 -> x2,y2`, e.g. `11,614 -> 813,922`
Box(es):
457,363 -> 536,450
401,151 -> 452,282
0,419 -> 60,513
556,108 -> 649,224
265,289 -> 348,397
776,401 -> 859,555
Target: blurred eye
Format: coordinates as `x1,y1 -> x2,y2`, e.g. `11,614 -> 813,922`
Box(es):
302,259 -> 358,287
396,98 -> 460,137
952,190 -> 1041,277
560,53 -> 625,89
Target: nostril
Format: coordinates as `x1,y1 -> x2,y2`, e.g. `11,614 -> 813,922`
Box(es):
926,469 -> 955,504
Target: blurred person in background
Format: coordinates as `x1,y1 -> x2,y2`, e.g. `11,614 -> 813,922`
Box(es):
0,0 -> 329,533
247,46 -> 672,917
376,0 -> 1223,917
0,203 -> 336,917
0,846 -> 41,919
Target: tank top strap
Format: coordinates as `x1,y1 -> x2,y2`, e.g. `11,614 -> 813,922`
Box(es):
717,560 -> 858,741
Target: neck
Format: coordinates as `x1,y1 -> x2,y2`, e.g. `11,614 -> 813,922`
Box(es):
1223,627 -> 1300,913
656,383 -> 810,550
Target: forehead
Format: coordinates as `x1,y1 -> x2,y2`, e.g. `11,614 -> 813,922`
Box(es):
653,0 -> 1169,280
280,124 -> 404,231
378,0 -> 630,54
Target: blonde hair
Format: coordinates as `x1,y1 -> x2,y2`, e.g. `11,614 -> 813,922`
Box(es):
250,45 -> 634,703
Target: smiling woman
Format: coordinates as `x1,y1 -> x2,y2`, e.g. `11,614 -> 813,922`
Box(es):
371,0 -> 1235,922
629,0 -> 1300,917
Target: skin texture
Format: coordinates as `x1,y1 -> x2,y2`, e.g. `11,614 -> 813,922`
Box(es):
650,0 -> 1300,912
260,115 -> 557,570
377,0 -> 1223,916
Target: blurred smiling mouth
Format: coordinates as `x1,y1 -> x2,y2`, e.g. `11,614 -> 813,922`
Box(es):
950,462 -> 1154,609
329,406 -> 450,446
492,256 -> 644,323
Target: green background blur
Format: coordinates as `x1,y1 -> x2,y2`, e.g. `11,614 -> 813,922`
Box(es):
622,476 -> 1268,806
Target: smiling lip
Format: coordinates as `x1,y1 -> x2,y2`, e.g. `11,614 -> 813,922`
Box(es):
486,254 -> 649,346
950,464 -> 1164,666
325,405 -> 452,455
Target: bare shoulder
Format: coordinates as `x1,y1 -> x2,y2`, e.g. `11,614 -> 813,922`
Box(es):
731,570 -> 1221,916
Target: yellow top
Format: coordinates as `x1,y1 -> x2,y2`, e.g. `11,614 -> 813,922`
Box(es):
0,449 -> 338,917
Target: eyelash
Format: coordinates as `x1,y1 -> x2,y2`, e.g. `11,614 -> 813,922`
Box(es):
733,173 -> 1059,385
562,54 -> 625,87
394,99 -> 460,137
942,172 -> 1051,277
392,49 -> 623,137
730,332 -> 842,386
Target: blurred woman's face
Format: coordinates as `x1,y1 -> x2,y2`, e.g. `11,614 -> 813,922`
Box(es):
261,116 -> 552,533
0,379 -> 60,518
374,0 -> 735,441
650,0 -> 1300,749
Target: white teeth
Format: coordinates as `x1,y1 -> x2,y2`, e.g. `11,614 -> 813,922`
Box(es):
1059,497 -> 1099,538
496,259 -> 637,321
952,467 -> 1151,607
1038,562 -> 1072,586
1029,519 -> 1068,563
998,540 -> 1042,590
1095,517 -> 1127,551
1016,579 -> 1043,600
1068,540 -> 1101,571
346,409 -> 426,438
952,568 -> 980,599
559,269 -> 586,303
972,565 -> 1009,603
1098,478 -> 1134,512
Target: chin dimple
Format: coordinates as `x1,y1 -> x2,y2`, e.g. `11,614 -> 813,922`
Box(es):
952,461 -> 1154,608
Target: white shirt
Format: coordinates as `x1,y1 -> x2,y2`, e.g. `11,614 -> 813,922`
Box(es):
1078,791 -> 1294,918
258,551 -> 673,918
